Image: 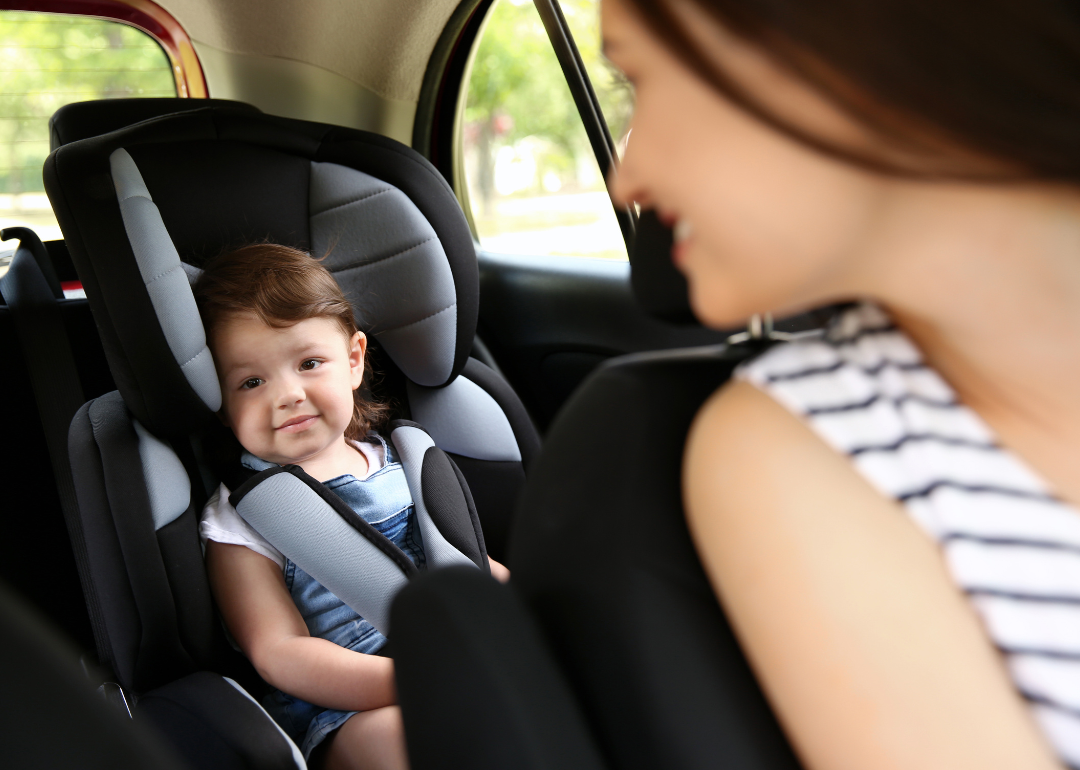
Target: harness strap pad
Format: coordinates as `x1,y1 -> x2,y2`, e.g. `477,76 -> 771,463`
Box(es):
389,423 -> 481,572
229,465 -> 415,636
227,423 -> 486,637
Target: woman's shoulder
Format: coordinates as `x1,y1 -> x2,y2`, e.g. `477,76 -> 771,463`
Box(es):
687,304 -> 936,523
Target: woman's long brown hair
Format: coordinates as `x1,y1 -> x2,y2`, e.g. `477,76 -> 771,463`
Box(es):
622,0 -> 1080,181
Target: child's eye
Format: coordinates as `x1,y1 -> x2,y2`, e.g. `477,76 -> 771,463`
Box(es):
300,359 -> 322,371
240,377 -> 263,390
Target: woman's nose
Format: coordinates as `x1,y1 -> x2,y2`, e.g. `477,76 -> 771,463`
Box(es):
609,136 -> 649,209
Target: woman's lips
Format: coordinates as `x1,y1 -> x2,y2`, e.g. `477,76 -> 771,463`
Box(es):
276,415 -> 317,433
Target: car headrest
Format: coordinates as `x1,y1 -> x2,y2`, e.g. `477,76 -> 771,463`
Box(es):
49,98 -> 263,151
45,104 -> 479,437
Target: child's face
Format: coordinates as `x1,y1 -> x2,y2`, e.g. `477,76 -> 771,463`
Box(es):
211,313 -> 366,467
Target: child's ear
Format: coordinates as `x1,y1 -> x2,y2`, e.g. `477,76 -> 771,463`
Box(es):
349,331 -> 367,390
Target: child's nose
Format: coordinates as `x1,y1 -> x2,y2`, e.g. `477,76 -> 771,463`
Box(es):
275,376 -> 306,408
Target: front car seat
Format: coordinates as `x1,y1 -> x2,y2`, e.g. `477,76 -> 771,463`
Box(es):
390,212 -> 811,770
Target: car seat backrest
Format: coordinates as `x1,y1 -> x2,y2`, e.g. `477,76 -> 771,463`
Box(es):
506,347 -> 803,770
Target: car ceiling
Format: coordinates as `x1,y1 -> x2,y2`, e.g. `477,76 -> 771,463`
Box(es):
156,0 -> 465,141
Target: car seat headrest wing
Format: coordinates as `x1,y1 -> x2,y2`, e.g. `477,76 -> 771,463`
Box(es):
110,148 -> 221,412
309,161 -> 457,387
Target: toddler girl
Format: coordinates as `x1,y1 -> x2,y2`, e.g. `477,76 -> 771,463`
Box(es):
193,243 -> 506,770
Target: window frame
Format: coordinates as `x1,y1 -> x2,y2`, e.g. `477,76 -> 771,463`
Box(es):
1,0 -> 206,99
415,0 -> 636,251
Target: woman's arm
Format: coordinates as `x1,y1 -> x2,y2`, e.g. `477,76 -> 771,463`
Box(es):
683,379 -> 1061,770
205,541 -> 396,713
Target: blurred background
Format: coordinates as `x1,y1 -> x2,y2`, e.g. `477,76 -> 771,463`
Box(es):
462,0 -> 633,260
0,0 -> 634,272
0,12 -> 174,247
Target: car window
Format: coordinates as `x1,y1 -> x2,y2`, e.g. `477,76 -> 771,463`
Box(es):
0,11 -> 176,261
559,0 -> 633,157
461,0 -> 634,260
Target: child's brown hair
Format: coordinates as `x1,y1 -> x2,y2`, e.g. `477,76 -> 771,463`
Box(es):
193,243 -> 388,441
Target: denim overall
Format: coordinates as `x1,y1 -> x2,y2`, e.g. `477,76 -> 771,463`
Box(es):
241,438 -> 425,759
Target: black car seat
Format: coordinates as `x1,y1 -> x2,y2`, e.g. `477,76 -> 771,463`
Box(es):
390,212 -> 817,770
0,578 -> 192,770
43,100 -> 540,766
0,101 -> 251,652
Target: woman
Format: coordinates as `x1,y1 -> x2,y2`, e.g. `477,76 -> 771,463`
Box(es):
604,0 -> 1080,768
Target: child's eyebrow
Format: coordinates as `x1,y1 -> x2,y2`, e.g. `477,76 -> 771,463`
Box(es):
288,338 -> 337,356
218,359 -> 258,378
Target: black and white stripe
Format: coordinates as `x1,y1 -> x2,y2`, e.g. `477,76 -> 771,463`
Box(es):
739,303 -> 1080,766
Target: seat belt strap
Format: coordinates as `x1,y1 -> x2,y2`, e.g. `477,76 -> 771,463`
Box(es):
229,423 -> 484,637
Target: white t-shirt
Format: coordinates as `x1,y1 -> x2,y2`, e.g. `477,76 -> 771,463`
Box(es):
198,439 -> 387,571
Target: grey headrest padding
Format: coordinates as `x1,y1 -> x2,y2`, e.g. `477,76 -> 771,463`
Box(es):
390,425 -> 479,570
222,678 -> 307,770
407,378 -> 521,463
233,472 -> 409,635
110,149 -> 221,411
133,420 -> 191,531
309,162 -> 457,387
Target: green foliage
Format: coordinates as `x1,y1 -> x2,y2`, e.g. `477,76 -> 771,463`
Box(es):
560,0 -> 634,144
0,11 -> 174,194
464,0 -> 634,207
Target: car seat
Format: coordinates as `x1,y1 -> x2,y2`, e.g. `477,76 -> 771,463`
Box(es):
389,212 -> 817,769
44,99 -> 540,767
0,578 -> 192,770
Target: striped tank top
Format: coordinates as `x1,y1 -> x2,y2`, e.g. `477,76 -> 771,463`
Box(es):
737,303 -> 1080,768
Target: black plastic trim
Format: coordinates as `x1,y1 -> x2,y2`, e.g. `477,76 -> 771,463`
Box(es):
414,0 -> 490,167
533,0 -> 635,246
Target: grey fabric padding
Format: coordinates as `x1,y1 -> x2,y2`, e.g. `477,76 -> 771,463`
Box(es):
222,677 -> 308,770
110,146 -> 151,201
309,161 -> 457,386
133,420 -> 191,531
234,472 -> 409,635
375,304 -> 458,388
109,148 -> 221,412
181,262 -> 202,285
390,426 -> 478,571
407,377 -> 521,463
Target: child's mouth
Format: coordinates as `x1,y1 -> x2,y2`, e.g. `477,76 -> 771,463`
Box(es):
277,415 -> 317,433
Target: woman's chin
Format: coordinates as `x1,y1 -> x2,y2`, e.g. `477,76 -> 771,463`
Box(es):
686,288 -> 760,331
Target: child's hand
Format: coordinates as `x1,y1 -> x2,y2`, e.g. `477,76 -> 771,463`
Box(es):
488,556 -> 510,583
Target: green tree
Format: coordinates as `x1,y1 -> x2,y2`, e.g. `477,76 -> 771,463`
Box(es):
464,0 -> 633,214
0,12 -> 174,200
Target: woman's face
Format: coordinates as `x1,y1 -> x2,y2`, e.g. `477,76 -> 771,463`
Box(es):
604,0 -> 893,328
